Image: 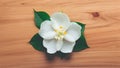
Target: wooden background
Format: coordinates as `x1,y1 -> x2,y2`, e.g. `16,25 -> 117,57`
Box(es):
0,0 -> 120,68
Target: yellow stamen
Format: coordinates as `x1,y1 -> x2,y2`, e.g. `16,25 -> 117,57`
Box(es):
54,26 -> 67,40
64,31 -> 67,35
54,29 -> 57,32
59,26 -> 63,29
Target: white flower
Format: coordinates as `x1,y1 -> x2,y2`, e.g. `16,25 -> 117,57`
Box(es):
39,12 -> 82,54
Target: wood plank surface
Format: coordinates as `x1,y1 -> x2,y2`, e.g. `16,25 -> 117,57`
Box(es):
0,0 -> 120,68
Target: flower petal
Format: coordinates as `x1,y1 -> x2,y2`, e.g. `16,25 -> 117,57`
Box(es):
60,40 -> 75,53
56,40 -> 63,51
39,20 -> 56,39
64,22 -> 82,42
43,39 -> 57,54
50,12 -> 70,30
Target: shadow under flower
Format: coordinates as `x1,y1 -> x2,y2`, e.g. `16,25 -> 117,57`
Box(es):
44,50 -> 72,61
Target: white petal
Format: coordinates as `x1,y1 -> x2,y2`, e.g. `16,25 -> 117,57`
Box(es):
60,40 -> 75,53
56,40 -> 63,51
43,39 -> 57,54
64,22 -> 82,42
39,20 -> 56,39
50,12 -> 70,30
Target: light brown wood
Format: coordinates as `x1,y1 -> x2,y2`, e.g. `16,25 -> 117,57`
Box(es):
0,0 -> 120,68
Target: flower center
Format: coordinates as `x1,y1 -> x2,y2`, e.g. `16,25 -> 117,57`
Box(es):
54,26 -> 67,40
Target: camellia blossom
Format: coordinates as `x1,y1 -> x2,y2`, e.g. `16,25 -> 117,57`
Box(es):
39,12 -> 82,54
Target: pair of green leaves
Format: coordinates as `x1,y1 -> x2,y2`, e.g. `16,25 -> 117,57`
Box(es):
29,10 -> 89,54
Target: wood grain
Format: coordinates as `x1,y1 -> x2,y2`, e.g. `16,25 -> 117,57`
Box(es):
0,0 -> 120,68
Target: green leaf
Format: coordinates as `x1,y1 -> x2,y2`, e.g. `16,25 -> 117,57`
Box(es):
73,22 -> 89,52
34,9 -> 50,29
29,33 -> 46,51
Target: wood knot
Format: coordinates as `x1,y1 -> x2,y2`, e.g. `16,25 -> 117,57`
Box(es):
91,12 -> 100,17
21,3 -> 25,5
